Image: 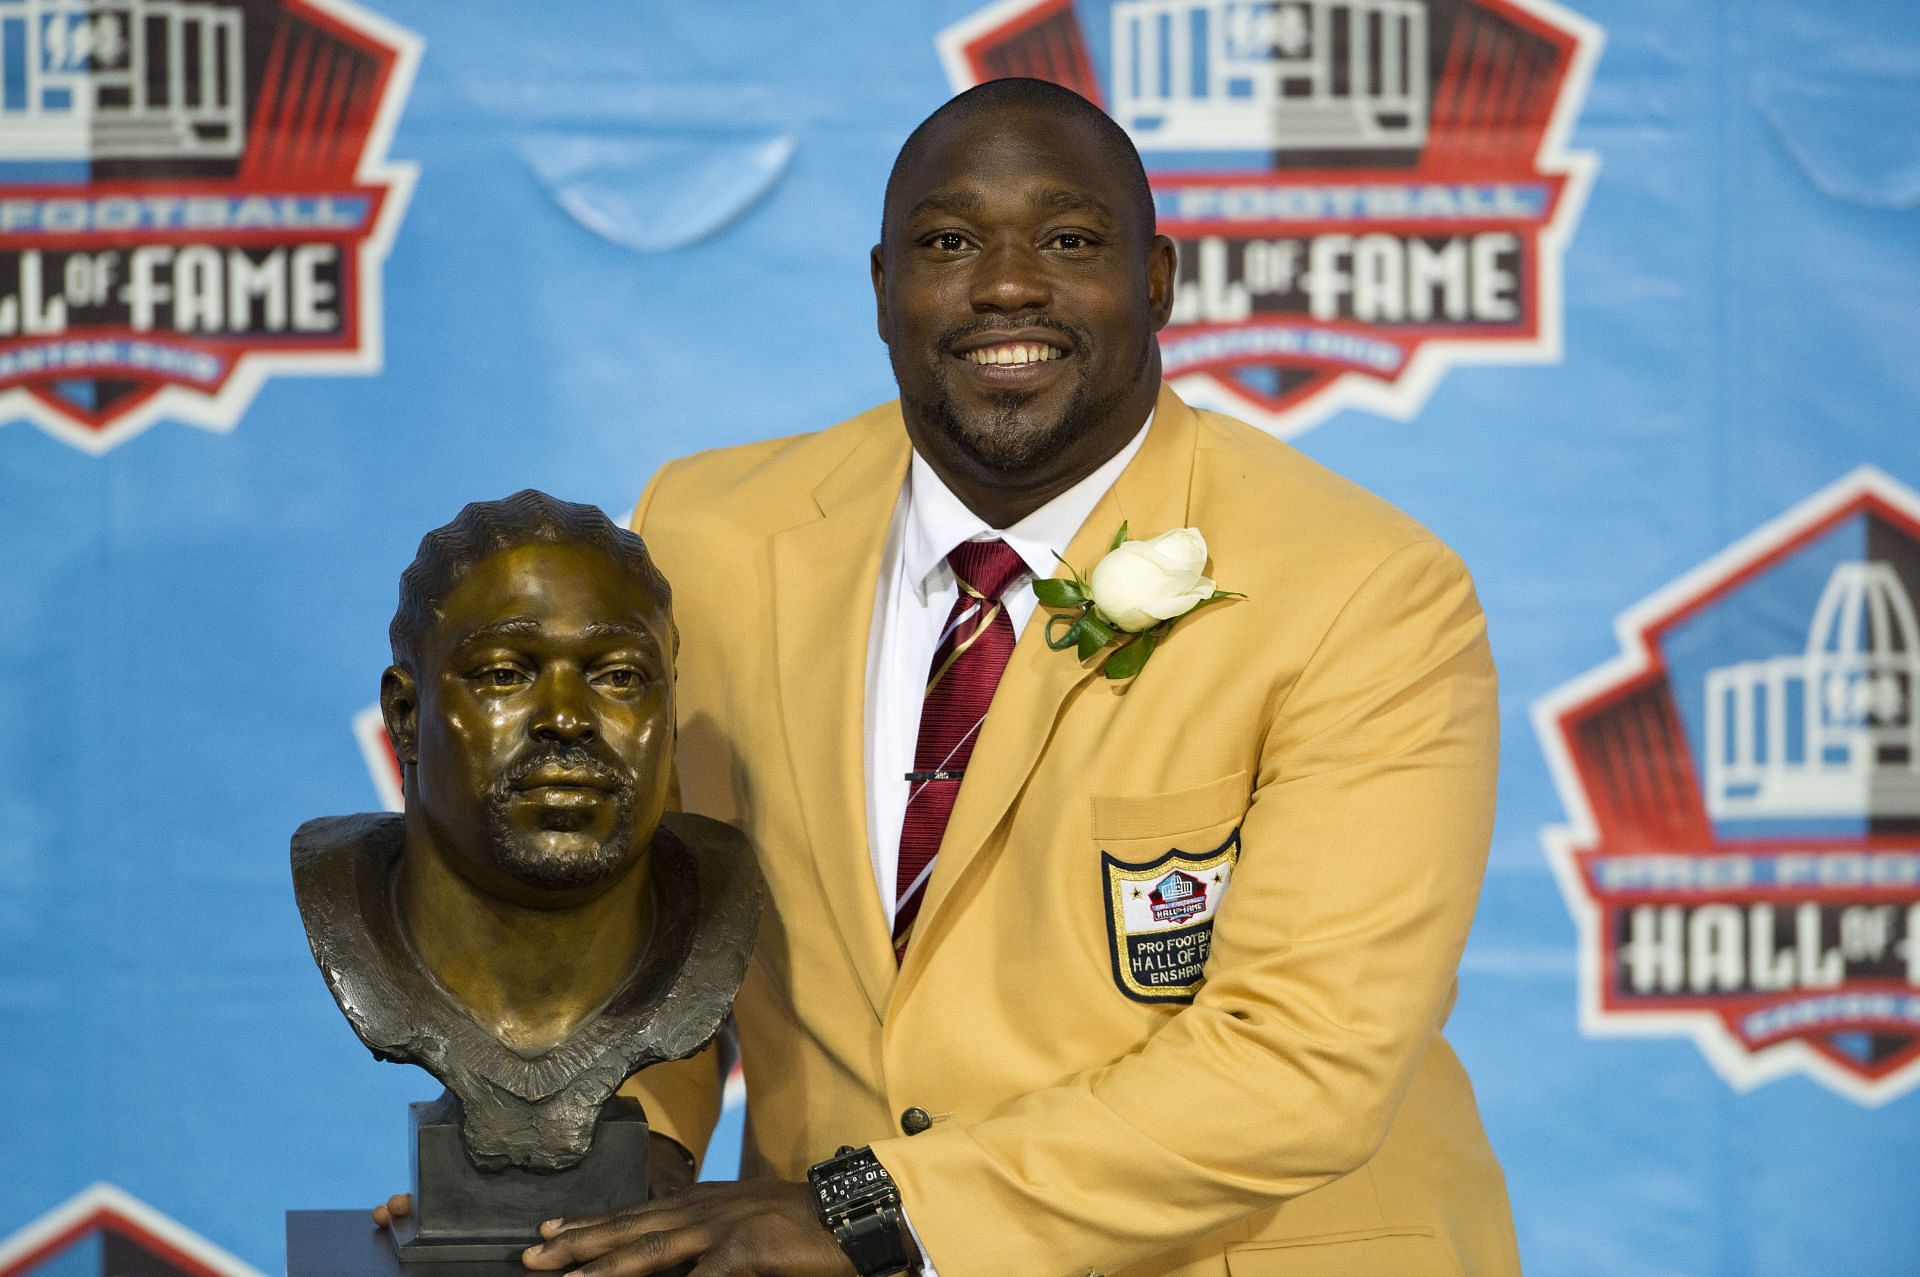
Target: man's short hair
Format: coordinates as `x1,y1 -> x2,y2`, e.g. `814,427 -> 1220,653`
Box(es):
882,76 -> 1157,241
389,489 -> 674,673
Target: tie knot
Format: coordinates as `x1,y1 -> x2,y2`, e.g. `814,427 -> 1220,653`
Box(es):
947,538 -> 1027,602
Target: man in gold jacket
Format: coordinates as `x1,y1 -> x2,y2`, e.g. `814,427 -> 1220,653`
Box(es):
528,79 -> 1521,1277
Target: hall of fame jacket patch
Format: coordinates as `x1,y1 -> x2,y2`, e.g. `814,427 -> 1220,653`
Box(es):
1102,830 -> 1240,1003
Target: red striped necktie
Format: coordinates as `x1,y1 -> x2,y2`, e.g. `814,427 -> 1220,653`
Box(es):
892,538 -> 1027,961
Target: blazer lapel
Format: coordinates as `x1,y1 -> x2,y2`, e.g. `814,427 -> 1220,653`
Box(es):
769,418 -> 910,1022
901,387 -> 1203,973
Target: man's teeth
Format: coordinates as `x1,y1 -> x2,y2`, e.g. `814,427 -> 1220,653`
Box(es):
963,343 -> 1064,366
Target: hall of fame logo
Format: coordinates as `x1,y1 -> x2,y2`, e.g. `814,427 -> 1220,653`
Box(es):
0,0 -> 419,453
937,0 -> 1601,438
1102,830 -> 1239,1003
1536,468 -> 1920,1106
0,1183 -> 263,1276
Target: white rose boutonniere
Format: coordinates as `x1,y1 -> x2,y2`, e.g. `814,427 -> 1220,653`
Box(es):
1033,522 -> 1243,680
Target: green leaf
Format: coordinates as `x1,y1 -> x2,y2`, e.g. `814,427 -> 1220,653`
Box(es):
1102,631 -> 1158,680
1033,577 -> 1088,609
1110,520 -> 1130,551
1045,612 -> 1084,651
1075,613 -> 1117,661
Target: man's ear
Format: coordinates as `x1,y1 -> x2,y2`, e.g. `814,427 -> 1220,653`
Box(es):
380,666 -> 419,767
870,242 -> 889,344
1147,234 -> 1178,330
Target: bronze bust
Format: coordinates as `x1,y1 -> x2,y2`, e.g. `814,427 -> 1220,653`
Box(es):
291,491 -> 760,1254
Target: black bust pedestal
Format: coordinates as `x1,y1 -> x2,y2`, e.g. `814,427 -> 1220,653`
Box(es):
288,1091 -> 650,1273
287,1211 -> 527,1277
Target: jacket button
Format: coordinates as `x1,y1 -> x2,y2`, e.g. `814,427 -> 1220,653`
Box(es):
899,1106 -> 933,1135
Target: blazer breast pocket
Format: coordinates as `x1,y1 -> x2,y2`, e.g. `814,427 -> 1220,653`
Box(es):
1092,771 -> 1249,1005
1090,770 -> 1251,846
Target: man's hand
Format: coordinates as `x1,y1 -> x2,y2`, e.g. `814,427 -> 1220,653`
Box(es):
521,1179 -> 868,1276
372,1194 -> 410,1229
370,1132 -> 699,1228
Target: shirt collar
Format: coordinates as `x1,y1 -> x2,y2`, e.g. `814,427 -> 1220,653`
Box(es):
902,410 -> 1155,600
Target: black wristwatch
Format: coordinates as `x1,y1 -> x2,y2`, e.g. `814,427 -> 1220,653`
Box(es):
807,1144 -> 912,1276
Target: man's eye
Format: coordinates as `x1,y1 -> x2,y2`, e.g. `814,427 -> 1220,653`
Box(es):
1050,232 -> 1090,251
930,232 -> 968,252
596,668 -> 642,690
478,667 -> 525,687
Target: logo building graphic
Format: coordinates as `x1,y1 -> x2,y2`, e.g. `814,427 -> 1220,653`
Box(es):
1537,468 -> 1920,1106
1111,0 -> 1428,153
0,0 -> 419,453
1704,562 -> 1920,823
938,0 -> 1601,439
0,0 -> 246,161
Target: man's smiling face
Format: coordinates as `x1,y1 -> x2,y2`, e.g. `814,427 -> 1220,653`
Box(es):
872,101 -> 1175,511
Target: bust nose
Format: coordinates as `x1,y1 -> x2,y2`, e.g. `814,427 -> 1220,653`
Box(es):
530,669 -> 596,744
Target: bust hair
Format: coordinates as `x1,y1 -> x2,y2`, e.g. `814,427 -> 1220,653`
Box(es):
389,489 -> 675,673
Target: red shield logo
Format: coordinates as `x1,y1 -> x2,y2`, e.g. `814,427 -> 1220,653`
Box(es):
1537,468 -> 1920,1105
938,0 -> 1601,438
0,0 -> 419,453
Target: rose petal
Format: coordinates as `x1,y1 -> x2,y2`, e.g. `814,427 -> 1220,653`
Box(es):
1140,580 -> 1215,621
1143,528 -> 1208,576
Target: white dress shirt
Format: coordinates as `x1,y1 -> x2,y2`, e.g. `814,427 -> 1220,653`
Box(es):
863,413 -> 1153,926
860,416 -> 1149,1273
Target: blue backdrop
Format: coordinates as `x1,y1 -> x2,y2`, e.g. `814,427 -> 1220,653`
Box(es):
1,1 -> 1916,1274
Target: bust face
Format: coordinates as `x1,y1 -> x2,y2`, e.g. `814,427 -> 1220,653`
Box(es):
405,540 -> 674,908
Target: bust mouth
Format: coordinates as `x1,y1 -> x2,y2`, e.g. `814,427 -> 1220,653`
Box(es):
516,791 -> 607,828
514,765 -> 618,793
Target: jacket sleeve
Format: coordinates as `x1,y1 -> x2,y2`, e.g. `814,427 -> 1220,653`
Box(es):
869,537 -> 1500,1277
616,1044 -> 726,1165
616,458 -> 728,1165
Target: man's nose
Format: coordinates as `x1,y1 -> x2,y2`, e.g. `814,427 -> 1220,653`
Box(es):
969,239 -> 1051,312
530,669 -> 596,743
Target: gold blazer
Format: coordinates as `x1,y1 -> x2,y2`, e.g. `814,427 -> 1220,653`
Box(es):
621,386 -> 1521,1277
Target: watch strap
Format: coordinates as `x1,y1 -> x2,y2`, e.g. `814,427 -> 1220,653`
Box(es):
831,1203 -> 910,1275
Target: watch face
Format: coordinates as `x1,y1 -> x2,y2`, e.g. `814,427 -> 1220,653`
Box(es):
814,1151 -> 897,1220
820,1167 -> 888,1214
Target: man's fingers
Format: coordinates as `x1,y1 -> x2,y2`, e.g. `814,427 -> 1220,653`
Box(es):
523,1213 -> 708,1274
540,1197 -> 681,1240
540,1209 -> 613,1238
541,1194 -> 684,1240
543,1183 -> 739,1239
371,1193 -> 412,1228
